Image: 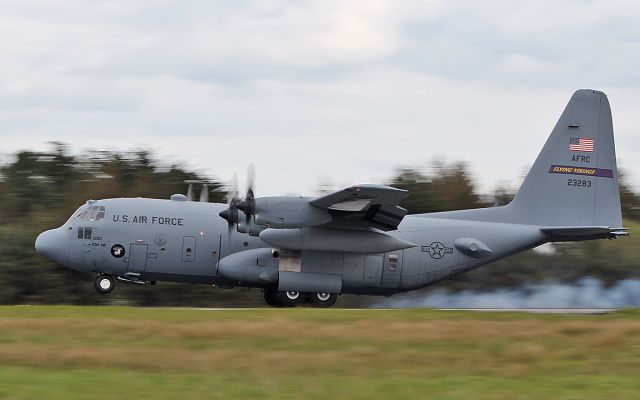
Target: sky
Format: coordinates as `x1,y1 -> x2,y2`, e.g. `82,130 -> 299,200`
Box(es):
1,0 -> 639,197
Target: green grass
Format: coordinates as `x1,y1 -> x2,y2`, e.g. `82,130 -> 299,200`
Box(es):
1,306 -> 639,399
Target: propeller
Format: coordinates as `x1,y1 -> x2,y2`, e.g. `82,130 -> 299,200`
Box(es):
237,163 -> 256,225
219,165 -> 258,234
219,173 -> 241,232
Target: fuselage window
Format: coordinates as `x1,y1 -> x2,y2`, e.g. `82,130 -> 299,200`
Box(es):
77,227 -> 84,239
84,227 -> 92,240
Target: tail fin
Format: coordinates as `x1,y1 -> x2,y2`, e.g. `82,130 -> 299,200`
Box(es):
509,89 -> 622,227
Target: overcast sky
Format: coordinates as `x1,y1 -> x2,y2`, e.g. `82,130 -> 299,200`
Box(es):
1,0 -> 639,197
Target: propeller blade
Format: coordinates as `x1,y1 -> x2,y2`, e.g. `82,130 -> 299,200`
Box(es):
246,163 -> 255,195
220,173 -> 241,234
243,164 -> 256,225
231,173 -> 239,203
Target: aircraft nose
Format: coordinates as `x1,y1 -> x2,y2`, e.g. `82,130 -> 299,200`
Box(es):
35,228 -> 69,265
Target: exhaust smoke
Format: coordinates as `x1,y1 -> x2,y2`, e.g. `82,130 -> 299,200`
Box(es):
375,278 -> 640,308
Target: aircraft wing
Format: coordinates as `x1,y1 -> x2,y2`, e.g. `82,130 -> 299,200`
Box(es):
309,184 -> 409,230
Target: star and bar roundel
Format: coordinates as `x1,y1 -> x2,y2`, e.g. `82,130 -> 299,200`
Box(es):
421,242 -> 454,259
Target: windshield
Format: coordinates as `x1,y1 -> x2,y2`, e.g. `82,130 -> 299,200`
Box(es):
66,203 -> 106,224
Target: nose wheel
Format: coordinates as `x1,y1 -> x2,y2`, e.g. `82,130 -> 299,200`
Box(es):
94,274 -> 115,294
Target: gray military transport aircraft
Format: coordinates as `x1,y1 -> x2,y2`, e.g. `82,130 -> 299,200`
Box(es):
35,89 -> 627,307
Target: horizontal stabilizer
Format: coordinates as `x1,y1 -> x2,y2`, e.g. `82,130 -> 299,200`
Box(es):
541,226 -> 629,241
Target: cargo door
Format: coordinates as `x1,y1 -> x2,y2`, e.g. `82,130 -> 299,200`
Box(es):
128,243 -> 148,273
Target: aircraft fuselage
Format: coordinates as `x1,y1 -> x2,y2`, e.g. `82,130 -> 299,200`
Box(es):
37,197 -> 547,299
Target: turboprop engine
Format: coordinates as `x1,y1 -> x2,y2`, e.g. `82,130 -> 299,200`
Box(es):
217,248 -> 279,285
251,197 -> 332,228
216,167 -> 415,297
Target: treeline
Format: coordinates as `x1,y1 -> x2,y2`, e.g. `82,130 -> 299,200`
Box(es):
0,144 -> 639,306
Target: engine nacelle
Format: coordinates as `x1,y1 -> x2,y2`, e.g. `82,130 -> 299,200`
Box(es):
236,215 -> 265,236
253,196 -> 332,228
260,227 -> 416,254
217,248 -> 278,284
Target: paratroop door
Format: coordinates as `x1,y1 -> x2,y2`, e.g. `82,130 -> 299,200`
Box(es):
182,236 -> 196,262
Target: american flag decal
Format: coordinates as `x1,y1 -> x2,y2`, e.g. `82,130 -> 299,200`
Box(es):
569,137 -> 594,152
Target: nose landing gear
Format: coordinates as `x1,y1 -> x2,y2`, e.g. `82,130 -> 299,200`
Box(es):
94,274 -> 115,294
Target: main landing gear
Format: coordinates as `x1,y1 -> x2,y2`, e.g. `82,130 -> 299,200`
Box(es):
94,274 -> 115,294
263,289 -> 338,308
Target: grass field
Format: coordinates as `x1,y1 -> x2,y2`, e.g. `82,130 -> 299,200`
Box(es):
0,306 -> 639,399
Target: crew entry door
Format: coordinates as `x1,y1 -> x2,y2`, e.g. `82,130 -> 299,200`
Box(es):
128,243 -> 148,273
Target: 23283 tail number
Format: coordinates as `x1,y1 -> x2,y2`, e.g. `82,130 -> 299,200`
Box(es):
568,179 -> 592,188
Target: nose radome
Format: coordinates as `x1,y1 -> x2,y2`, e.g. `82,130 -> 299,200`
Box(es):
35,228 -> 69,265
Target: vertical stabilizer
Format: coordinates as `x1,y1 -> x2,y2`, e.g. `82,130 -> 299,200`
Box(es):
509,89 -> 622,227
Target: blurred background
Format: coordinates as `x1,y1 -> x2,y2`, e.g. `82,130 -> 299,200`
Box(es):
0,144 -> 638,307
1,1 -> 640,308
3,5 -> 640,399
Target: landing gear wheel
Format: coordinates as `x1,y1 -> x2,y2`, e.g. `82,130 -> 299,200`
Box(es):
94,274 -> 115,294
277,291 -> 306,307
309,292 -> 337,308
263,289 -> 284,307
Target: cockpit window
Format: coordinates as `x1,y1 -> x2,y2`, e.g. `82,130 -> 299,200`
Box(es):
78,208 -> 89,219
77,227 -> 84,239
74,205 -> 106,221
87,206 -> 99,221
83,227 -> 92,240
